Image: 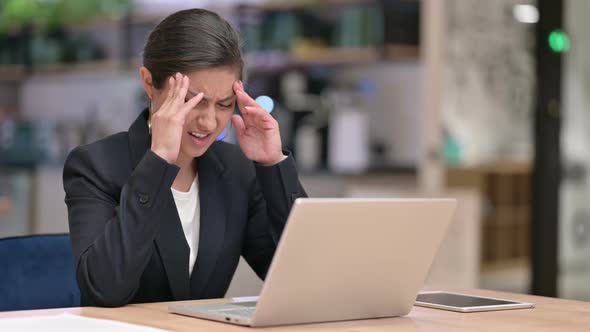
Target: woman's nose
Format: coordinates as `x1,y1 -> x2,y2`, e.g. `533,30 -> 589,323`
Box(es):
196,106 -> 216,131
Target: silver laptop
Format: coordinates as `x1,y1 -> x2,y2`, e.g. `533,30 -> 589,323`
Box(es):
169,198 -> 457,327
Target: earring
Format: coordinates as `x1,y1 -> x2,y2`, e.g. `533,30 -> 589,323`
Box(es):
148,98 -> 152,135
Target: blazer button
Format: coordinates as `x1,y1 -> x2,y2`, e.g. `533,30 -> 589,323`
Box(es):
139,194 -> 149,204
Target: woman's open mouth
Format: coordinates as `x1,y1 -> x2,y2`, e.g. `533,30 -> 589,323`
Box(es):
188,131 -> 211,146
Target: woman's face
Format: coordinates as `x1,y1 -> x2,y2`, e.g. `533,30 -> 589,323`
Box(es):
150,66 -> 238,160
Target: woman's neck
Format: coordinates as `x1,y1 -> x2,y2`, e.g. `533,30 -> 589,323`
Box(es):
172,154 -> 197,192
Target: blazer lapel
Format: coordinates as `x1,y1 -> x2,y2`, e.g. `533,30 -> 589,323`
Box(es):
127,109 -> 191,300
190,143 -> 228,298
154,195 -> 191,300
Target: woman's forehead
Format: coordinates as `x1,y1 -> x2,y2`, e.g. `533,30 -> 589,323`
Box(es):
185,67 -> 237,100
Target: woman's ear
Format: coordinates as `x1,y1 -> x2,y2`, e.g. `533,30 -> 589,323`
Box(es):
139,66 -> 155,100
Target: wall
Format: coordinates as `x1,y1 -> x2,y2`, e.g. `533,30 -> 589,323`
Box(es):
443,0 -> 535,165
333,62 -> 423,168
560,0 -> 590,301
19,72 -> 144,235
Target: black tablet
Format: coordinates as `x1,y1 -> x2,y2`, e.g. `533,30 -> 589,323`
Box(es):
415,291 -> 535,313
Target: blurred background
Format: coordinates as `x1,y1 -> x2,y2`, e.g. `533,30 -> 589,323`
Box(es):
0,0 -> 587,301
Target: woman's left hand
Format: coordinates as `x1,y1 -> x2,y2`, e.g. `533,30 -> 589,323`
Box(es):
232,81 -> 286,166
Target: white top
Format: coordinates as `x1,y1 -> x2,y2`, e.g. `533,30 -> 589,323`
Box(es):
171,176 -> 200,276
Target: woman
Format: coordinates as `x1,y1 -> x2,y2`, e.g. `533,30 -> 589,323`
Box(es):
63,8 -> 307,307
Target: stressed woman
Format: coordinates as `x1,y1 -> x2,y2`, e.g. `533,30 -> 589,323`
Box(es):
63,9 -> 307,307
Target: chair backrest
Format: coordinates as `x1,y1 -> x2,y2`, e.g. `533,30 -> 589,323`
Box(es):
0,234 -> 80,311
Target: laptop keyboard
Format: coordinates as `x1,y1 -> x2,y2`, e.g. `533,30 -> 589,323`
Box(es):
231,301 -> 257,307
209,301 -> 257,318
220,307 -> 256,318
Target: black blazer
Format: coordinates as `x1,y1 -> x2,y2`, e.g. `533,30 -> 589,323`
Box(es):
63,110 -> 307,307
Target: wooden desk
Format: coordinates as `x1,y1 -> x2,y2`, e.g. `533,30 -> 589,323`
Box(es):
1,289 -> 589,331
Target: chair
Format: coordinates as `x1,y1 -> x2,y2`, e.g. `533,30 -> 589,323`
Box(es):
0,234 -> 80,311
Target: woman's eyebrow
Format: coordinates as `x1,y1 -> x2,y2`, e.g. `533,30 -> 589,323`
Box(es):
185,89 -> 202,100
218,93 -> 236,103
186,90 -> 235,103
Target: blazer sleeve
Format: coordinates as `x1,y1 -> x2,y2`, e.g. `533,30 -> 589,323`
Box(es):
64,148 -> 179,307
241,152 -> 307,279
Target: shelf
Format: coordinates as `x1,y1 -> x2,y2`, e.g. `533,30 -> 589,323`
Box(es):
245,44 -> 419,73
0,15 -> 126,36
447,160 -> 531,175
292,47 -> 380,65
244,48 -> 379,73
60,15 -> 126,30
128,1 -> 378,25
0,65 -> 25,83
385,45 -> 420,61
0,46 -> 418,80
237,0 -> 377,12
0,45 -> 418,80
300,164 -> 417,177
0,60 -> 132,82
481,257 -> 529,272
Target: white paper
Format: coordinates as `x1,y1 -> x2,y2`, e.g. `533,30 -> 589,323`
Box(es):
0,313 -> 169,332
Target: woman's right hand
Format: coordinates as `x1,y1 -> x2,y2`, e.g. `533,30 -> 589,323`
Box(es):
150,73 -> 204,164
